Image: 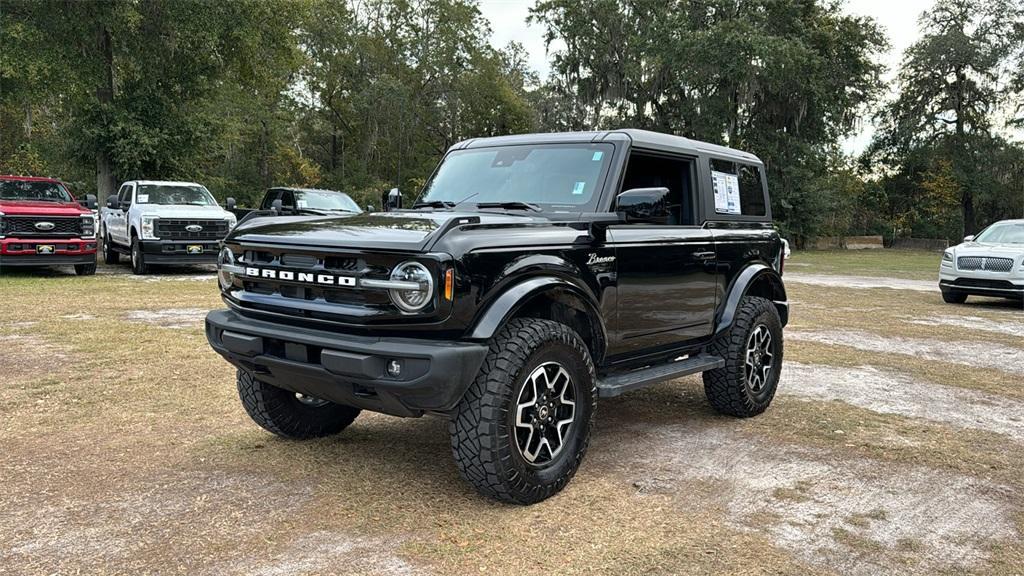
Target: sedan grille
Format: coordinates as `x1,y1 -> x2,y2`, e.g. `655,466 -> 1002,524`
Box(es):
957,256 -> 1013,272
3,216 -> 82,237
155,219 -> 229,240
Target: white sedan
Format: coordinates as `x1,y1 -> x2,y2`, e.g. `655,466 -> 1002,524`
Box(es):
939,219 -> 1024,304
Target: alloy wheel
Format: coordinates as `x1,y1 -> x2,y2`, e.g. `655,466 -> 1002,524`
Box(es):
514,362 -> 577,465
744,324 -> 774,393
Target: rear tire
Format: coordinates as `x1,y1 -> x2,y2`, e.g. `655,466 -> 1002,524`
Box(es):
702,296 -> 783,417
450,318 -> 596,505
942,290 -> 968,304
130,237 -> 149,275
103,234 -> 119,264
74,263 -> 96,276
236,370 -> 361,439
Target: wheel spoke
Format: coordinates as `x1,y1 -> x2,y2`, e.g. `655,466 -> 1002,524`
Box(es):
514,362 -> 577,466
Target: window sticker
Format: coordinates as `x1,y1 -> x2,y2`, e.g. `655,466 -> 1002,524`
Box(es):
712,171 -> 741,214
296,199 -> 308,208
137,194 -> 149,203
592,151 -> 604,161
572,181 -> 586,195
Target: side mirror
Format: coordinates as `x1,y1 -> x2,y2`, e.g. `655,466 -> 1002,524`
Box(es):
963,235 -> 975,243
271,199 -> 283,214
106,194 -> 119,209
383,188 -> 402,211
119,200 -> 131,211
85,194 -> 97,210
615,187 -> 671,224
225,197 -> 236,210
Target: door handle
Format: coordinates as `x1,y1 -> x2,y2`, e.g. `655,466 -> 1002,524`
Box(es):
693,251 -> 716,260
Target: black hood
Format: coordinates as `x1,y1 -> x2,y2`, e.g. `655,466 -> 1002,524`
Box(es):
227,210 -> 551,252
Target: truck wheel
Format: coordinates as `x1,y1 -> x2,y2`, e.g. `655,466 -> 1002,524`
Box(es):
236,370 -> 360,439
74,263 -> 96,276
702,296 -> 783,417
130,237 -> 149,274
941,290 -> 968,304
103,234 -> 119,264
450,318 -> 596,505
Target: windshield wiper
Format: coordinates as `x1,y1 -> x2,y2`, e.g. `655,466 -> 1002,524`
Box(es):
475,201 -> 542,212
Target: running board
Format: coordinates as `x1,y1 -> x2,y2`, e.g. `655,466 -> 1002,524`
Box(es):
597,354 -> 725,398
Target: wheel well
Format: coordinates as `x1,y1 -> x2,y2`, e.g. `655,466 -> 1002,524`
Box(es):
509,289 -> 606,365
744,272 -> 788,324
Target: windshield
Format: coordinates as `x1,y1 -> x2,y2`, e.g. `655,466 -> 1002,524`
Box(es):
137,184 -> 216,206
418,143 -> 614,211
0,180 -> 73,203
295,190 -> 361,212
974,222 -> 1024,244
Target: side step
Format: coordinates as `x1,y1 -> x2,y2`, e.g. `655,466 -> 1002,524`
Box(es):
597,354 -> 725,398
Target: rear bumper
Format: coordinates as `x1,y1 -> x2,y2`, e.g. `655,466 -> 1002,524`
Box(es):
0,237 -> 97,267
205,309 -> 488,417
140,239 -> 219,264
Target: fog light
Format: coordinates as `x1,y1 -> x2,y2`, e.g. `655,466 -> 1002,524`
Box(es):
386,359 -> 402,378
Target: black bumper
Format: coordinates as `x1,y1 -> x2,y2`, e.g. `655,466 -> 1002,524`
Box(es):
205,309 -> 489,417
0,253 -> 96,267
940,279 -> 1024,300
141,239 -> 219,264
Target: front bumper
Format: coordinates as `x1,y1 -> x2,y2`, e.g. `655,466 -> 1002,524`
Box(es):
141,239 -> 220,264
0,237 -> 97,267
939,265 -> 1024,299
205,309 -> 488,417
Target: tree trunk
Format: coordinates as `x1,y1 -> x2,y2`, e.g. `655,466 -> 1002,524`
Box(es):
95,24 -> 117,199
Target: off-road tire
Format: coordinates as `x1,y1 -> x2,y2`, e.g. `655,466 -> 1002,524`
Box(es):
103,234 -> 119,264
236,370 -> 360,439
130,237 -> 149,275
703,296 -> 783,417
450,318 -> 596,505
74,263 -> 96,276
941,290 -> 968,304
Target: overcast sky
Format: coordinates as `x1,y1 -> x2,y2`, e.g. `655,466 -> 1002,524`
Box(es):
476,0 -> 936,153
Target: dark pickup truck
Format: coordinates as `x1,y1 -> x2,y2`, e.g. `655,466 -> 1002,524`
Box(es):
229,187 -> 363,223
206,129 -> 788,504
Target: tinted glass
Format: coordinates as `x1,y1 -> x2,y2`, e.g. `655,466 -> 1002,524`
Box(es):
137,184 -> 216,206
0,180 -> 72,202
709,159 -> 766,217
419,144 -> 613,211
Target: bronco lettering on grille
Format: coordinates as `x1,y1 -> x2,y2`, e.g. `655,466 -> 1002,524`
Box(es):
244,267 -> 356,287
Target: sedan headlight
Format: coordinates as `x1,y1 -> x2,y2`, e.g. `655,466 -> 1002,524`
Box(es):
388,261 -> 434,312
80,214 -> 96,238
942,250 -> 953,262
140,215 -> 159,240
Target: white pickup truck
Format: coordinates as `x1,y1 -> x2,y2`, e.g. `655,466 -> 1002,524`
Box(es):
99,180 -> 236,274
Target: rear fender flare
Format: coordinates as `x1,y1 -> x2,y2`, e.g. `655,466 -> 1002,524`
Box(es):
715,263 -> 788,335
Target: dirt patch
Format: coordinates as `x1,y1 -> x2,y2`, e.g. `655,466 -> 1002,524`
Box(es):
789,329 -> 1024,375
215,531 -> 425,576
0,334 -> 71,384
785,273 -> 936,292
122,273 -> 216,283
905,314 -> 1024,338
780,362 -> 1024,441
614,425 -> 1016,575
124,308 -> 208,329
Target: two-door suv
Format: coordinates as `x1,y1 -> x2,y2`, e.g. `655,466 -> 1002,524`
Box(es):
206,130 -> 788,504
0,175 -> 98,275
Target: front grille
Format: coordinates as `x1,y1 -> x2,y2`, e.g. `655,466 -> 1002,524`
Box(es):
155,219 -> 229,240
952,278 -> 1019,289
4,216 -> 82,237
957,256 -> 1013,272
240,249 -> 379,307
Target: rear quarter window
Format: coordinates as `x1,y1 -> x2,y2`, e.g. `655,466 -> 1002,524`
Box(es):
709,159 -> 767,217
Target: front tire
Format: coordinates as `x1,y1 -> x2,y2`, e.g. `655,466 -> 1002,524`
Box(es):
942,290 -> 968,304
236,370 -> 361,439
703,296 -> 783,417
74,263 -> 96,276
450,318 -> 596,505
103,234 -> 119,264
130,237 -> 149,275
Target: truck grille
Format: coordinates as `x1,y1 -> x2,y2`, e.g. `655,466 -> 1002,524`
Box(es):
3,216 -> 82,237
156,219 -> 229,240
957,256 -> 1013,272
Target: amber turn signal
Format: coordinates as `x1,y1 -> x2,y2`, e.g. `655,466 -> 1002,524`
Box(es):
444,268 -> 454,301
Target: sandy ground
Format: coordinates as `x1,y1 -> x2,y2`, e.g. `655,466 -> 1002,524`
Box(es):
785,272 -> 937,292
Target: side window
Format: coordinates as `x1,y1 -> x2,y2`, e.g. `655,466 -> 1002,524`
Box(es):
619,153 -> 695,225
261,190 -> 281,210
118,185 -> 133,206
709,159 -> 766,217
280,190 -> 296,209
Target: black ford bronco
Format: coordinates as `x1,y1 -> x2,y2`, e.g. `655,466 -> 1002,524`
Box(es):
206,129 -> 788,504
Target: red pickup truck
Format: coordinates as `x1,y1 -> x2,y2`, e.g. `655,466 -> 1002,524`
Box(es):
0,175 -> 98,275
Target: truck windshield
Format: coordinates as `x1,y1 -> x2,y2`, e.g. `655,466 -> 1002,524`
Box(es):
0,180 -> 72,203
418,143 -> 614,212
975,222 -> 1024,244
137,184 -> 216,206
295,190 -> 360,212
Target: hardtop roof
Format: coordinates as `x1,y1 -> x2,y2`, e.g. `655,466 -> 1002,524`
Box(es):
452,129 -> 762,164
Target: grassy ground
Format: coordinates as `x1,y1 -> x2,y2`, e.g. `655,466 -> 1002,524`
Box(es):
788,249 -> 942,280
1,254 -> 1022,575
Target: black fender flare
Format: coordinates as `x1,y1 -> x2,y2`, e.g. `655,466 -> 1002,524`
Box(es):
468,276 -> 608,356
715,263 -> 788,335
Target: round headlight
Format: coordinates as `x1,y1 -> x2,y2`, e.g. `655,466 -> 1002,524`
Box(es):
218,246 -> 235,290
389,261 -> 433,312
